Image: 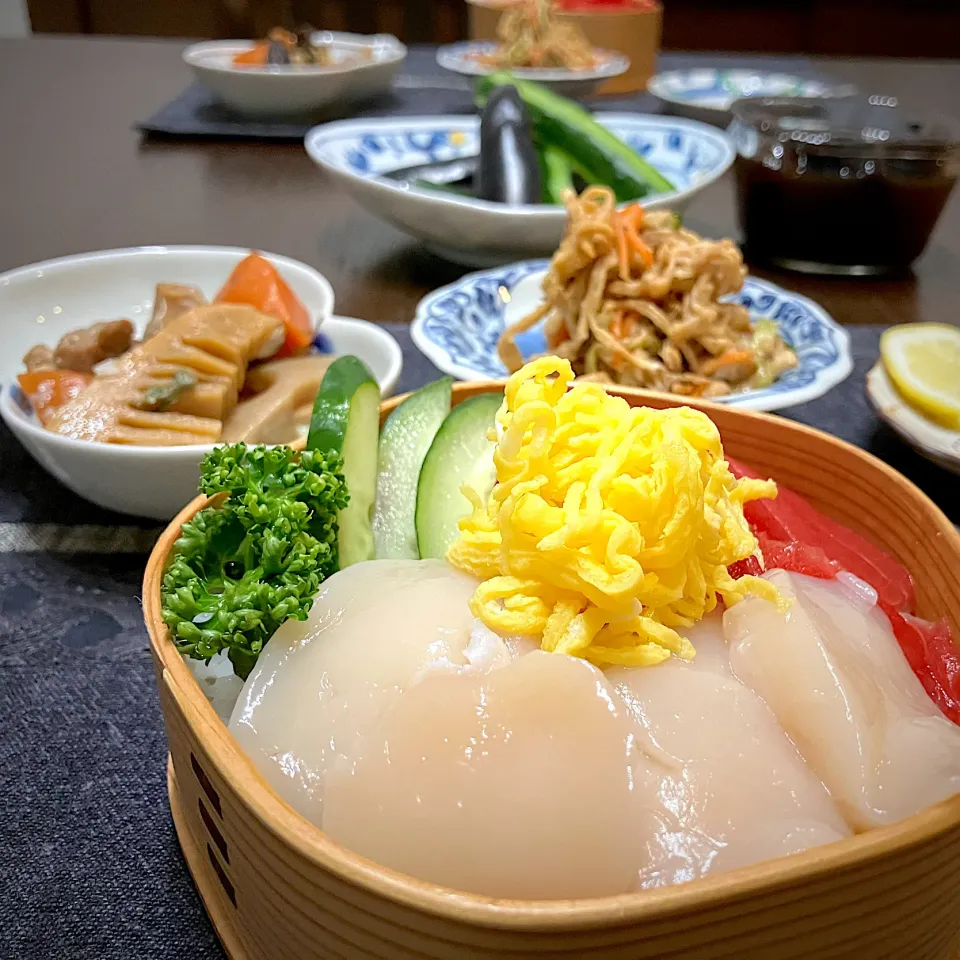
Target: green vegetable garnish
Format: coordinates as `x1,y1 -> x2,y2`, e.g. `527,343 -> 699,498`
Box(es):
160,443 -> 348,679
137,368 -> 197,411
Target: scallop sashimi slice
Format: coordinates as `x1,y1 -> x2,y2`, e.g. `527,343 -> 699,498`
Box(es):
678,612 -> 735,678
724,569 -> 960,829
322,651 -> 663,900
609,651 -> 849,889
228,560 -> 481,824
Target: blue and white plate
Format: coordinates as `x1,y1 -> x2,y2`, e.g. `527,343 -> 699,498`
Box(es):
305,114 -> 734,266
648,68 -> 855,118
412,261 -> 852,411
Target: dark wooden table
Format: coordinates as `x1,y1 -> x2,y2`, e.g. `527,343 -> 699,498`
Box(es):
1,37 -> 959,960
0,35 -> 958,330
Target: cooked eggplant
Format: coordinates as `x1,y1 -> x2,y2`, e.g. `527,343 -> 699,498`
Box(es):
476,85 -> 541,205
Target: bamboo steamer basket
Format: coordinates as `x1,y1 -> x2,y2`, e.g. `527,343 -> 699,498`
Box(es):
467,0 -> 662,94
144,382 -> 960,960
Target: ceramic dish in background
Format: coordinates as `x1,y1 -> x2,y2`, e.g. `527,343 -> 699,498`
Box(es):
436,40 -> 629,99
304,113 -> 735,266
0,246 -> 402,519
183,32 -> 406,116
648,68 -> 854,124
144,383 -> 960,960
866,362 -> 960,476
412,259 -> 852,410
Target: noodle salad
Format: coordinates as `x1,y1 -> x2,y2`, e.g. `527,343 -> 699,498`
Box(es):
474,0 -> 603,71
498,186 -> 798,397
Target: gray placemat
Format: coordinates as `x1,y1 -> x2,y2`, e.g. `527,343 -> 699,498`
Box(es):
139,48 -> 827,140
2,322 -> 955,960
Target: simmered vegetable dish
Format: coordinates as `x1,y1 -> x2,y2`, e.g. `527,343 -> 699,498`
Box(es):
18,253 -> 336,446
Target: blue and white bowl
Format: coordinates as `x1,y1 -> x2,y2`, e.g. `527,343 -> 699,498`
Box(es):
648,68 -> 855,121
412,260 -> 852,411
304,114 -> 734,266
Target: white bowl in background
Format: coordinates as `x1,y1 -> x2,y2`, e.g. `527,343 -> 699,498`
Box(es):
0,246 -> 402,519
183,32 -> 407,116
436,40 -> 629,99
304,113 -> 735,266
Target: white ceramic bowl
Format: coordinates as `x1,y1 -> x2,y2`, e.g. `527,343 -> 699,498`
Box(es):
436,40 -> 629,99
0,246 -> 402,520
183,32 -> 407,116
305,113 -> 735,266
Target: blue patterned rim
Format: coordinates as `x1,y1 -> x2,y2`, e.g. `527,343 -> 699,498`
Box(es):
306,114 -> 735,210
412,261 -> 853,412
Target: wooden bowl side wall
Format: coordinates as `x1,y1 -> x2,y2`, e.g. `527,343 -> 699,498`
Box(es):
144,383 -> 960,960
466,0 -> 663,94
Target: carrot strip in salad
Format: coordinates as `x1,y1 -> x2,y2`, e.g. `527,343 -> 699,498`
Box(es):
614,204 -> 654,279
215,252 -> 313,357
614,213 -> 630,281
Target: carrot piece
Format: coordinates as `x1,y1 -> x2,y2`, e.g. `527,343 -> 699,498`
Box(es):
700,348 -> 754,376
233,42 -> 270,66
17,370 -> 92,425
626,232 -> 655,269
622,204 -> 646,230
620,206 -> 653,268
548,323 -> 571,349
215,252 -> 314,357
614,213 -> 631,281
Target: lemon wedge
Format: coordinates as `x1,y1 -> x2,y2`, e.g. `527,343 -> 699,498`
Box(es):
880,323 -> 960,428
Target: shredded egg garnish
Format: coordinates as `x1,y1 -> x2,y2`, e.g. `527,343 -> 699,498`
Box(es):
446,356 -> 782,667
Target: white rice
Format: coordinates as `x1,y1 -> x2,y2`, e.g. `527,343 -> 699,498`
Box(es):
185,651 -> 245,724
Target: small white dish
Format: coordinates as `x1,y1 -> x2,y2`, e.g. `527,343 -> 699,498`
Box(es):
0,246 -> 402,519
648,68 -> 854,121
436,40 -> 629,99
866,362 -> 960,475
183,32 -> 406,116
412,260 -> 852,412
304,113 -> 735,266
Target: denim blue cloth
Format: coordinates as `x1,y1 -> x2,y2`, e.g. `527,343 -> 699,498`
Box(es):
1,322 -> 955,960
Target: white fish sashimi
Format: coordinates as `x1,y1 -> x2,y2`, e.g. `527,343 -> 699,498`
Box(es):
228,559 -> 482,823
724,570 -> 960,830
322,650 -> 664,900
609,615 -> 850,888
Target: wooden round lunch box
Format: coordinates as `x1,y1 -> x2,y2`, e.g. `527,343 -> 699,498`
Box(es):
143,382 -> 960,960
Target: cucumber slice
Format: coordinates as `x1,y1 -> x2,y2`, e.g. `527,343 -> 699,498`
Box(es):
475,73 -> 675,200
416,392 -> 503,560
372,377 -> 452,559
307,356 -> 380,569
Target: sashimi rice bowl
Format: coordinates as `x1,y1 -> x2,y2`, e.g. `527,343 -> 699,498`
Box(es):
149,353 -> 960,914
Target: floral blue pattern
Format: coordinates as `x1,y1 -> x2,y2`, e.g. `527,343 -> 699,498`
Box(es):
648,68 -> 842,112
317,117 -> 730,197
412,261 -> 852,412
